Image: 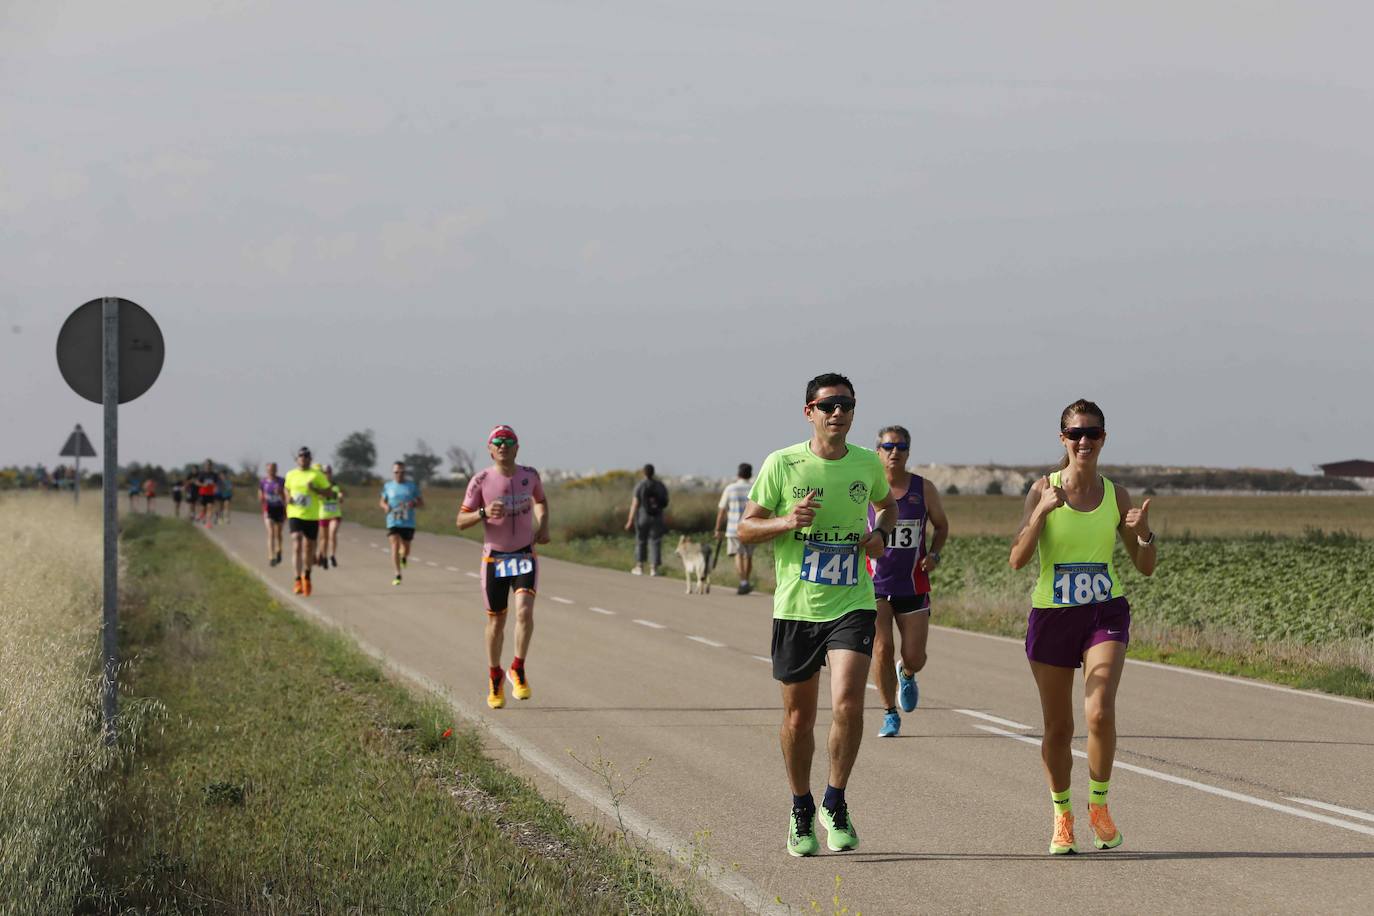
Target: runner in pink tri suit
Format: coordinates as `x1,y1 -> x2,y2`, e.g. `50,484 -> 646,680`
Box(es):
866,424 -> 949,737
456,425 -> 550,709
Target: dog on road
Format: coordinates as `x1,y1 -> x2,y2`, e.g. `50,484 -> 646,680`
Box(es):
674,535 -> 713,594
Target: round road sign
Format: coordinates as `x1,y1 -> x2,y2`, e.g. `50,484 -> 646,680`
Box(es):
56,298 -> 164,404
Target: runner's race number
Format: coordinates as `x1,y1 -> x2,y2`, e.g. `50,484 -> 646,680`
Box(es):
492,555 -> 534,578
289,493 -> 310,508
885,520 -> 921,550
800,541 -> 859,586
1053,563 -> 1113,606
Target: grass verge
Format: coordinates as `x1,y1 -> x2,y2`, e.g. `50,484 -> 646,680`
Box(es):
95,515 -> 705,914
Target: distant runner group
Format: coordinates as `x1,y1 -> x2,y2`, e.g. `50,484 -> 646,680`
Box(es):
191,371 -> 1155,860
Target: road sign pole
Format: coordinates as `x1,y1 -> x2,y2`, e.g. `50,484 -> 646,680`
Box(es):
74,450 -> 80,504
101,297 -> 119,744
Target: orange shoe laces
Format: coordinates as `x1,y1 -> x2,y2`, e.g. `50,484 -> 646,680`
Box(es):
1053,812 -> 1075,848
1089,804 -> 1117,840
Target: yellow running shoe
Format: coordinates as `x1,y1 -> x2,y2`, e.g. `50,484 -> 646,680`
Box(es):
1089,804 -> 1123,850
508,667 -> 531,701
1049,811 -> 1077,855
487,675 -> 505,709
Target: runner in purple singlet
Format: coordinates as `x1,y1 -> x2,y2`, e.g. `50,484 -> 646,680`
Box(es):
259,462 -> 287,566
867,425 -> 948,738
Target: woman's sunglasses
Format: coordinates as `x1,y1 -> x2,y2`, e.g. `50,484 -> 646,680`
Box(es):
1062,426 -> 1105,441
878,442 -> 910,451
807,396 -> 856,414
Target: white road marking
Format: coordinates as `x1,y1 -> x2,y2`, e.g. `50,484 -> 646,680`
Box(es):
634,619 -> 666,629
954,708 -> 1033,730
426,561 -> 438,567
934,624 -> 1374,710
465,572 -> 479,578
446,566 -> 460,572
973,724 -> 1374,838
369,542 -> 379,548
551,596 -> 574,605
866,683 -> 877,691
752,655 -> 771,663
589,606 -> 616,615
687,636 -> 725,648
1286,798 -> 1374,823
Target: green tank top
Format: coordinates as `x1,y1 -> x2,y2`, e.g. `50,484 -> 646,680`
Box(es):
1031,471 -> 1124,608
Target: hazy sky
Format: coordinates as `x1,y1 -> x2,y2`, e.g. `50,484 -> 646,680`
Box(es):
4,1 -> 1372,477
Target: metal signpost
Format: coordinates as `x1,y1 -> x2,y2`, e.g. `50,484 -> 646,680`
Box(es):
56,297 -> 164,744
59,423 -> 97,503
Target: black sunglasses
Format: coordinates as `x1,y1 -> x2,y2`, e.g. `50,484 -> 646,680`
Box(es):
878,442 -> 909,451
808,396 -> 856,414
1062,426 -> 1105,441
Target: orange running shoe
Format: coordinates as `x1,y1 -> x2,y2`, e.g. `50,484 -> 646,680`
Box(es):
302,576 -> 312,596
1049,812 -> 1077,855
487,674 -> 505,709
508,667 -> 531,701
292,577 -> 303,595
1089,804 -> 1123,850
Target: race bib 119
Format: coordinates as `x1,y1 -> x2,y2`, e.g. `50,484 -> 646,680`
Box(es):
799,541 -> 859,587
1052,563 -> 1113,606
492,554 -> 535,579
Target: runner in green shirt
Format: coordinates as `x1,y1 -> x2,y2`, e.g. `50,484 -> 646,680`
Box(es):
739,372 -> 896,858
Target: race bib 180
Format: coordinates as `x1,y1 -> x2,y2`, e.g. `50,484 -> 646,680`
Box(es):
799,541 -> 859,587
1052,563 -> 1113,606
492,554 -> 535,579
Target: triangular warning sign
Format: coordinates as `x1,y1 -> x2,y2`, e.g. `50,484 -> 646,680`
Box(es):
60,428 -> 97,458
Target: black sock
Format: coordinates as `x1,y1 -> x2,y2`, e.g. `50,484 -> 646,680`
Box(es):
822,785 -> 845,811
792,792 -> 815,813
886,706 -> 898,715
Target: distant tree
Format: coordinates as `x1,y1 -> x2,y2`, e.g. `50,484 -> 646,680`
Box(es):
334,430 -> 377,481
945,483 -> 959,496
985,480 -> 1004,495
402,439 -> 443,485
240,456 -> 260,478
446,444 -> 475,479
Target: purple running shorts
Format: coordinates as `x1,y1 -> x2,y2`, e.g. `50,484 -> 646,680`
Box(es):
1025,596 -> 1130,669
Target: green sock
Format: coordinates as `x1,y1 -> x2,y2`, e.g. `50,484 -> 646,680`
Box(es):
1051,789 -> 1072,816
1089,778 -> 1110,807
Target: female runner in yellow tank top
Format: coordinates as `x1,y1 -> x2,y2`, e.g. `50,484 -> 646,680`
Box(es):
1010,398 -> 1157,855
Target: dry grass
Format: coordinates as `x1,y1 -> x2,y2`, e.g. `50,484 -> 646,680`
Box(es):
0,494 -> 119,912
939,493 -> 1374,538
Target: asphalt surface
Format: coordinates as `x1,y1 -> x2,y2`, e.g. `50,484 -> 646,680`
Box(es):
171,508 -> 1374,915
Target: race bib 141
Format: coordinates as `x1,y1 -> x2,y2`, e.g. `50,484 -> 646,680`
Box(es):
799,541 -> 859,587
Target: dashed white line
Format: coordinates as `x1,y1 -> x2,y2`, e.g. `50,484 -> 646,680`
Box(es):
446,566 -> 460,572
369,542 -> 379,548
634,619 -> 666,630
589,607 -> 616,616
752,655 -> 771,664
1286,798 -> 1374,823
687,636 -> 725,648
954,709 -> 1033,731
866,683 -> 878,691
425,561 -> 438,567
973,724 -> 1374,838
551,596 -> 574,605
465,572 -> 479,578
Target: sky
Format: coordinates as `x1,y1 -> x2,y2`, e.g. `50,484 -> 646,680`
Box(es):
3,1 -> 1372,477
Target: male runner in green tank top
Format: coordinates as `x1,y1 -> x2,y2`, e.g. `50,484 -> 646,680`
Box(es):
739,372 -> 896,857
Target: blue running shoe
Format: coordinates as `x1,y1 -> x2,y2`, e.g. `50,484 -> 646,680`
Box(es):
897,664 -> 919,713
878,709 -> 900,737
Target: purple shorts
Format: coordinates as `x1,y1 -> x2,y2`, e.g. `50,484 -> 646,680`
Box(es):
1025,597 -> 1130,669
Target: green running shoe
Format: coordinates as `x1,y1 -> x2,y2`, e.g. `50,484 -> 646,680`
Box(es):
818,802 -> 859,851
787,806 -> 820,857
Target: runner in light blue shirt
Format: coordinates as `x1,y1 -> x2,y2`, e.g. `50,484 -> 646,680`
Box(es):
378,460 -> 423,585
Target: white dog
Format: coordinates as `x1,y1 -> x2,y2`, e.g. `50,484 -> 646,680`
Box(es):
674,535 -> 713,594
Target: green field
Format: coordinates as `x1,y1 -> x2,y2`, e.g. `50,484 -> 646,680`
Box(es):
97,515 -> 705,914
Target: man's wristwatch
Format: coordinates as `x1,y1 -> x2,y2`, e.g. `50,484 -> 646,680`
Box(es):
478,506 -> 487,520
1137,531 -> 1155,547
929,550 -> 941,564
872,526 -> 890,545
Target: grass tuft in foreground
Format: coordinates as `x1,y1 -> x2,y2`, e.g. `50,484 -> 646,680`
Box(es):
95,515 -> 704,914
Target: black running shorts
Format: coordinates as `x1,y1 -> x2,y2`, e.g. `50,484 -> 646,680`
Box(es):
264,505 -> 286,523
288,518 -> 319,540
878,593 -> 931,615
387,526 -> 415,542
771,609 -> 876,683
483,546 -> 537,614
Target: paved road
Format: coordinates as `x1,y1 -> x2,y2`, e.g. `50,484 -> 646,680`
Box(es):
177,510 -> 1374,914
